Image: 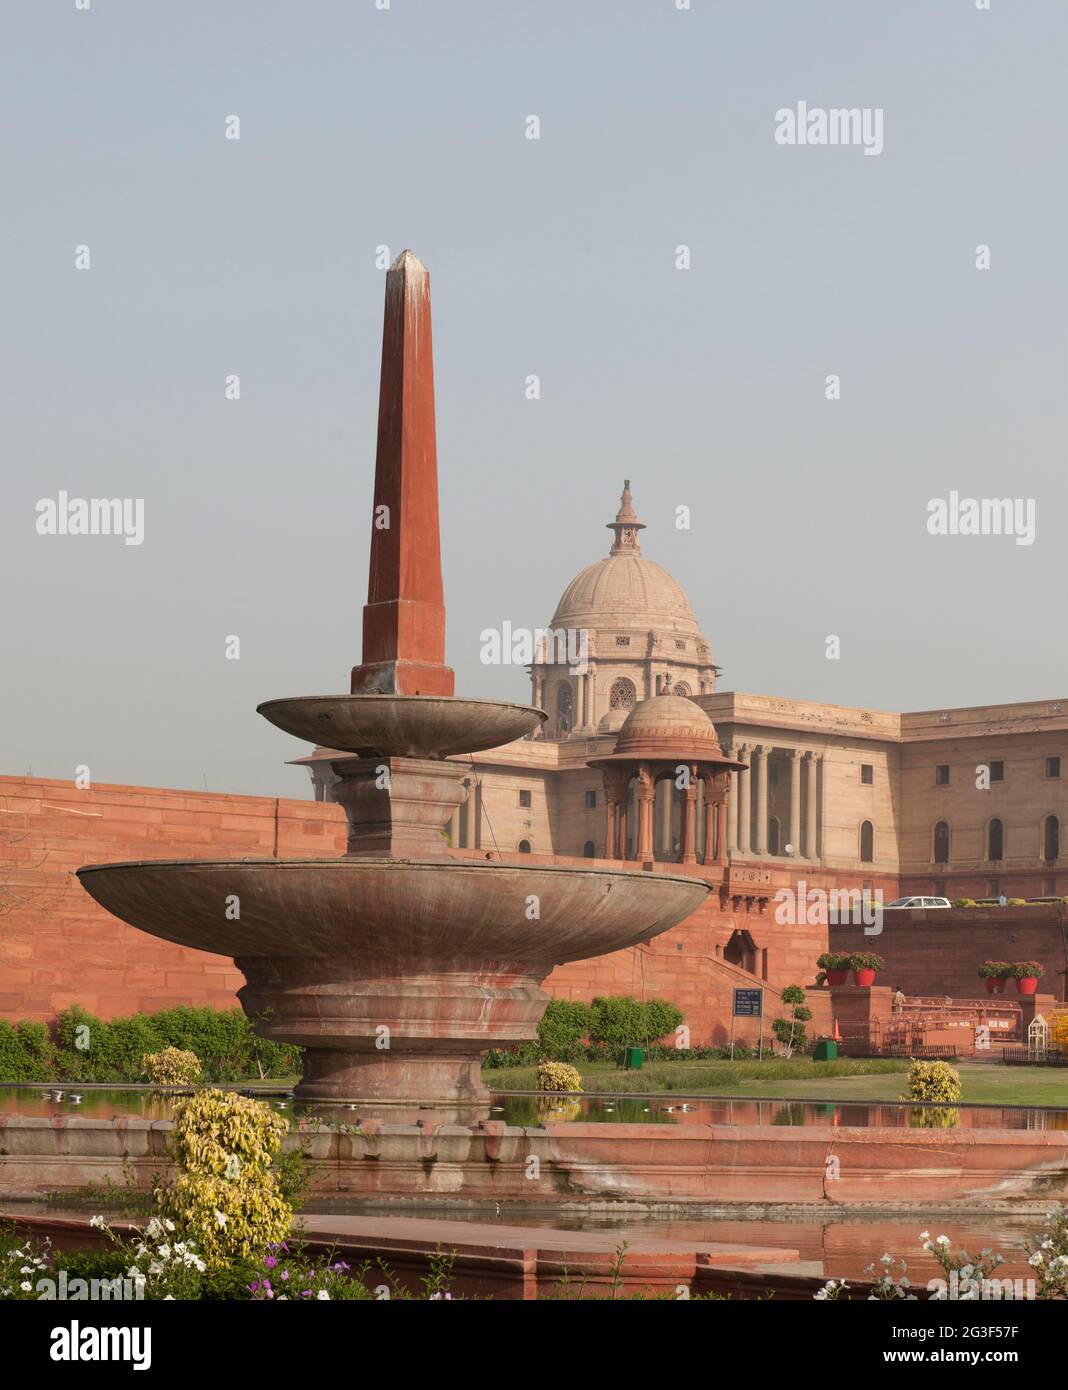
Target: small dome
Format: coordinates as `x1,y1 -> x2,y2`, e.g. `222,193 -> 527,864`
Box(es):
597,707 -> 629,736
615,695 -> 721,758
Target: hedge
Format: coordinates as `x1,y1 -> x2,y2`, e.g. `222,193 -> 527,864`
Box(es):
0,1007 -> 300,1084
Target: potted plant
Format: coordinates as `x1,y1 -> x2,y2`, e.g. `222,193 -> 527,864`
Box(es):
849,951 -> 885,988
817,951 -> 851,987
977,961 -> 1012,995
1012,961 -> 1044,996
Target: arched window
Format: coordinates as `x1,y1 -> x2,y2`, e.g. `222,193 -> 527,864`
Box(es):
609,677 -> 636,710
934,821 -> 950,864
556,682 -> 573,734
988,818 -> 1004,861
1044,815 -> 1059,862
582,840 -> 595,859
673,681 -> 692,697
517,839 -> 531,854
860,820 -> 874,863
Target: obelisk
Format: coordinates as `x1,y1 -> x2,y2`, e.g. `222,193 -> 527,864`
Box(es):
351,250 -> 455,697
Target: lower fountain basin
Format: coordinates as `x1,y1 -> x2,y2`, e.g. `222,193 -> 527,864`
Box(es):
77,858 -> 709,1104
256,694 -> 546,758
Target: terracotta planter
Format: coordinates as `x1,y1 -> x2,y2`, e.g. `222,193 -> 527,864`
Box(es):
1015,976 -> 1039,996
985,978 -> 1006,995
825,968 -> 849,986
852,968 -> 877,988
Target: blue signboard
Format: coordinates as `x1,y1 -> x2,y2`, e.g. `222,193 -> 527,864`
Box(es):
734,988 -> 763,1018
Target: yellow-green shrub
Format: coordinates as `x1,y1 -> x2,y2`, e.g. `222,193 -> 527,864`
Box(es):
155,1089 -> 290,1266
904,1060 -> 961,1104
536,1060 -> 583,1093
141,1046 -> 202,1086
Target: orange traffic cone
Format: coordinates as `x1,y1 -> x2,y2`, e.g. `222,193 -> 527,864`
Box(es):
832,1017 -> 842,1043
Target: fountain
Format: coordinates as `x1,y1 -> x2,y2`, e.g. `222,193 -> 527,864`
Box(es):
76,251 -> 709,1115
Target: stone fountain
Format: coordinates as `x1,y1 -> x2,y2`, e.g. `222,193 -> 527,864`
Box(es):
77,251 -> 709,1115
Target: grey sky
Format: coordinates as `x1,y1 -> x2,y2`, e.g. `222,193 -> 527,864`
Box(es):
1,1 -> 1065,797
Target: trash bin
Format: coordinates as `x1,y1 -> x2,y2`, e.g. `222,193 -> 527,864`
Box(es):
813,1039 -> 838,1061
621,1046 -> 645,1070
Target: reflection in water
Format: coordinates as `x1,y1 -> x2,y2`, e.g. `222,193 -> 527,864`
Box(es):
1,1087 -> 1067,1133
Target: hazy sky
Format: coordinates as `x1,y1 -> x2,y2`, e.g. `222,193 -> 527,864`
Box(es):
1,1 -> 1065,797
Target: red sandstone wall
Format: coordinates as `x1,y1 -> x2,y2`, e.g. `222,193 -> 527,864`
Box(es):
829,905 -> 1068,1001
0,775 -> 347,1021
1,774 -> 894,1045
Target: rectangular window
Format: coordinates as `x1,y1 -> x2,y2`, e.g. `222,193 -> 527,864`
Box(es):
990,761 -> 1004,782
615,635 -> 630,647
860,764 -> 873,785
935,764 -> 950,786
1044,880 -> 1057,895
584,790 -> 597,809
1047,756 -> 1061,779
988,879 -> 1000,897
518,789 -> 532,808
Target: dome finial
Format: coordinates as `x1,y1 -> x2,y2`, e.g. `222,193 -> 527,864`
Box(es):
607,479 -> 646,555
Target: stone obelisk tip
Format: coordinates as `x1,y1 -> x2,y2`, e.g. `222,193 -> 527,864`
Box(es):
351,252 -> 455,697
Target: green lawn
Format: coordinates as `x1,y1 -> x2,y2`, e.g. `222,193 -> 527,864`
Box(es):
485,1058 -> 1068,1107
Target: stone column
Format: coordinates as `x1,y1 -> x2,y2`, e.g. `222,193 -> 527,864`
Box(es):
462,778 -> 477,849
617,801 -> 629,861
715,794 -> 727,864
724,748 -> 737,853
736,746 -> 750,853
448,807 -> 460,847
588,665 -> 597,729
753,745 -> 768,855
804,752 -> 819,859
580,673 -> 589,728
605,795 -> 616,859
680,779 -> 698,864
788,748 -> 802,855
656,777 -> 672,858
636,777 -> 655,861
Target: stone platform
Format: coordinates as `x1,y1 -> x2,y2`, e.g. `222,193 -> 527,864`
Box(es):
3,1114 -> 1066,1208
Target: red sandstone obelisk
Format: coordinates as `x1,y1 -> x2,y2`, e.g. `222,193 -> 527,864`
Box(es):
351,250 -> 455,697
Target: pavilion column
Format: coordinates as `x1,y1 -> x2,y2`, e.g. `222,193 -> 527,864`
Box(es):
735,746 -> 750,853
580,674 -> 589,728
462,778 -> 477,849
788,748 -> 802,855
804,752 -> 819,859
753,745 -> 768,856
604,794 -> 616,859
617,802 -> 629,860
715,794 -> 727,864
448,807 -> 460,847
636,777 -> 655,861
657,778 -> 673,858
588,665 -> 597,729
724,747 -> 737,853
680,780 -> 698,864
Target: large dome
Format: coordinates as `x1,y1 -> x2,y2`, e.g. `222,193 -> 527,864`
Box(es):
552,552 -> 702,633
550,480 -> 702,634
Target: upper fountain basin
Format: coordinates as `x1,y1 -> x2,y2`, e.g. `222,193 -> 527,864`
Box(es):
257,695 -> 546,759
76,858 -> 709,965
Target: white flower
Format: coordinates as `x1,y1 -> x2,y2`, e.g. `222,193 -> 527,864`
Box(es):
145,1218 -> 163,1239
149,1261 -> 164,1276
880,1254 -> 893,1264
164,1219 -> 175,1232
127,1266 -> 142,1279
918,1231 -> 930,1241
936,1235 -> 951,1247
164,1295 -> 174,1301
89,1216 -> 106,1230
213,1210 -> 228,1228
1029,1253 -> 1044,1267
813,1288 -> 828,1300
19,1281 -> 32,1292
156,1244 -> 171,1260
317,1290 -> 330,1300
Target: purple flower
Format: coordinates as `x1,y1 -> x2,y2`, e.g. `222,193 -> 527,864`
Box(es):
265,1256 -> 277,1269
249,1282 -> 260,1293
280,1270 -> 290,1281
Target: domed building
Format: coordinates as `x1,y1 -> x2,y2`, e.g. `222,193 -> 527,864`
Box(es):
531,482 -> 718,738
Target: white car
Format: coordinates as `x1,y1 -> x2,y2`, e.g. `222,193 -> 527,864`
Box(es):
885,895 -> 952,909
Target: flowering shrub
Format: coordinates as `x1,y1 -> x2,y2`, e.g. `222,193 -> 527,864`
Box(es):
1024,1207 -> 1068,1298
921,1232 -> 1005,1300
904,1060 -> 961,1104
249,1242 -> 367,1301
141,1047 -> 202,1086
536,1061 -> 583,1093
0,1231 -> 50,1299
155,1090 -> 291,1267
848,952 -> 885,972
977,961 -> 1012,980
1011,960 -> 1044,980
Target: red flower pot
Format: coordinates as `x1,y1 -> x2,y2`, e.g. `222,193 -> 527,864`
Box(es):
1015,976 -> 1039,996
985,978 -> 1005,995
853,968 -> 877,988
826,968 -> 849,986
